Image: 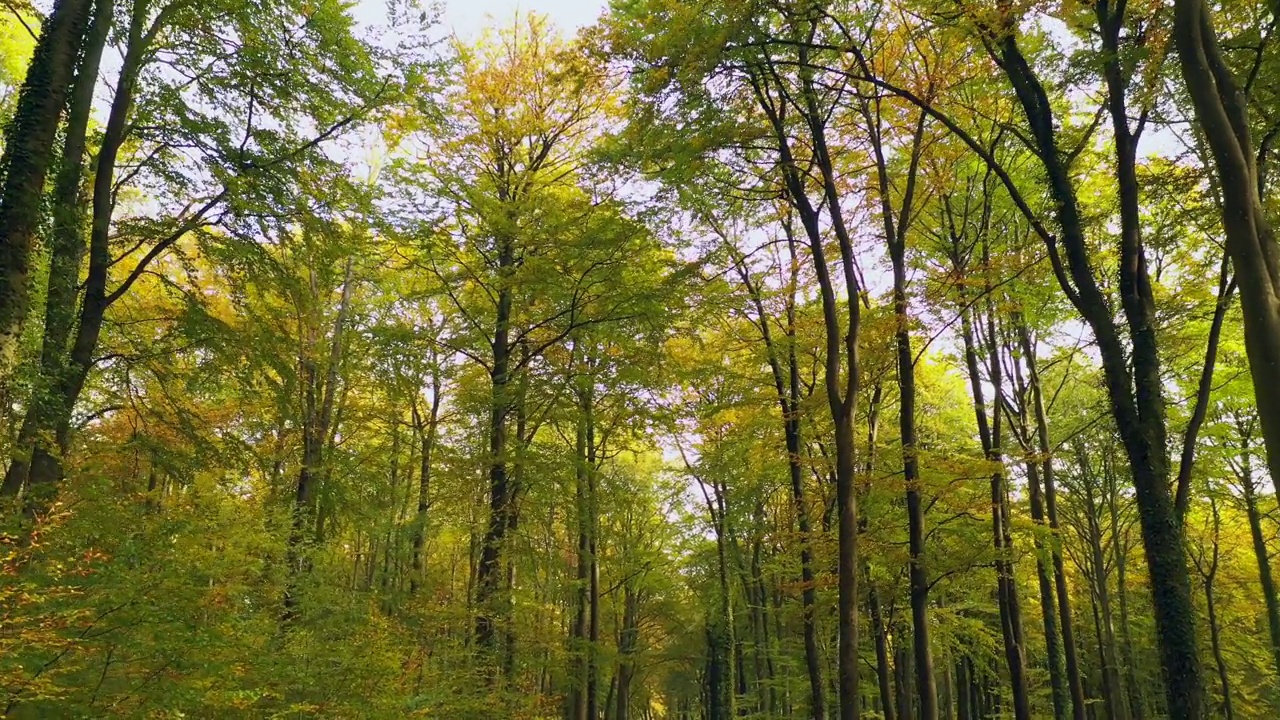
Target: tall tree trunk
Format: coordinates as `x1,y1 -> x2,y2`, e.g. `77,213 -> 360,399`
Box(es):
869,582 -> 894,720
1077,444 -> 1125,720
1172,0 -> 1280,538
873,107 -> 938,720
475,231 -> 514,659
17,0 -> 212,518
1231,421 -> 1280,688
863,384 -> 893,720
1107,454 -> 1143,720
1017,323 -> 1088,720
18,1 -> 153,512
995,29 -> 1204,717
955,272 -> 1029,718
0,0 -> 93,372
569,391 -> 591,720
1173,255 -> 1234,521
894,641 -> 912,720
955,658 -> 971,720
733,220 -> 825,719
781,44 -> 864,719
503,356 -> 531,680
615,585 -> 640,720
1027,459 -> 1068,720
283,259 -> 354,620
1006,319 -> 1067,720
1,0 -> 111,498
1195,495 -> 1233,720
409,361 -> 441,594
686,442 -> 736,720
587,389 -> 600,720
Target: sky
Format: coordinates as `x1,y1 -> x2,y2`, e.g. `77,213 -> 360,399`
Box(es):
435,0 -> 607,38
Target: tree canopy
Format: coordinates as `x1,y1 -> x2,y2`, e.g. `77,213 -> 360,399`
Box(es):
2,0 -> 1280,718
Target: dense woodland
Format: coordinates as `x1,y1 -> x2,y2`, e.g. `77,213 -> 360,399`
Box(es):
2,0 -> 1280,717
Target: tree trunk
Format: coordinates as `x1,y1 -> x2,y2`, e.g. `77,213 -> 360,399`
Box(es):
1017,323 -> 1088,720
735,222 -> 825,719
283,259 -> 354,619
475,233 -> 514,659
1196,495 -> 1233,720
1107,455 -> 1143,720
753,45 -> 865,718
409,361 -> 441,594
1007,323 -> 1067,720
1077,445 -> 1125,720
870,581 -> 895,720
18,2 -> 153,513
874,108 -> 938,720
955,282 -> 1029,719
615,585 -> 640,720
0,0 -> 94,372
997,29 -> 1204,717
1232,423 -> 1280,688
1172,0 -> 1280,551
1,0 -> 111,498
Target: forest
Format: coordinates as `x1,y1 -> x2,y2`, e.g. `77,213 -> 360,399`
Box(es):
1,0 -> 1279,717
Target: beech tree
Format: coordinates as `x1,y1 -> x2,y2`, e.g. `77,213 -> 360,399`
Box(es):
2,2 -> 1280,718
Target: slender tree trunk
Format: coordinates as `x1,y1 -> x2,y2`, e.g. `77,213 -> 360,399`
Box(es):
615,585 -> 640,720
894,642 -> 912,720
955,659 -> 971,720
863,384 -> 893,720
1174,255 -> 1234,521
1232,423 -> 1280,687
752,45 -> 862,715
1078,446 -> 1124,720
475,233 -> 514,659
871,102 -> 936,720
956,286 -> 1029,719
569,391 -> 591,720
997,30 -> 1203,717
1017,323 -> 1088,720
19,2 -> 153,512
1006,320 -> 1067,720
1027,458 -> 1068,720
1107,457 -> 1143,720
283,259 -> 354,620
1198,495 -> 1234,720
587,389 -> 600,720
869,579 -> 895,720
734,223 -> 825,719
410,362 -> 441,594
1204,580 -> 1233,720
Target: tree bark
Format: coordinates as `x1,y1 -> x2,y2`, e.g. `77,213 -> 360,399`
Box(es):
409,360 -> 441,594
0,0 -> 93,373
283,258 -> 354,620
19,0 -> 195,514
1231,419 -> 1280,687
475,229 -> 515,660
871,105 -> 938,720
1107,453 -> 1144,720
748,35 -> 863,717
732,219 -> 825,719
1172,0 -> 1280,536
1016,323 -> 1088,720
954,257 -> 1029,720
995,29 -> 1203,717
1193,494 -> 1233,720
615,585 -> 640,720
0,0 -> 111,498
